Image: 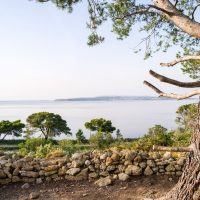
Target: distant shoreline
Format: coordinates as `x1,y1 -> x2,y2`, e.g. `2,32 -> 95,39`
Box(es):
55,96 -> 196,102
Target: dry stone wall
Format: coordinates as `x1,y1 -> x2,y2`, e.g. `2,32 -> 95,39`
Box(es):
0,150 -> 186,185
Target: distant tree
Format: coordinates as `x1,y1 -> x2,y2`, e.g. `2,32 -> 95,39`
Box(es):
85,118 -> 116,148
116,129 -> 124,141
0,120 -> 25,140
176,103 -> 198,131
147,125 -> 173,146
26,112 -> 71,140
75,129 -> 86,144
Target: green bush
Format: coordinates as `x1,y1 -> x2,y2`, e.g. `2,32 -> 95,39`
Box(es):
18,138 -> 53,157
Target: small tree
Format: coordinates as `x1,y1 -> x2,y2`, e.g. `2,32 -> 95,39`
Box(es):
26,112 -> 71,140
147,125 -> 173,146
0,120 -> 25,140
176,103 -> 198,131
85,118 -> 116,148
116,129 -> 124,142
75,129 -> 86,144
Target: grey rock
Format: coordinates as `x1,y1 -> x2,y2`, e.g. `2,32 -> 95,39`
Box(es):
95,176 -> 112,187
118,173 -> 129,181
66,168 -> 80,176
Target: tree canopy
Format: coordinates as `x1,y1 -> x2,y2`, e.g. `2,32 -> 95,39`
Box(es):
26,112 -> 71,140
0,120 -> 25,140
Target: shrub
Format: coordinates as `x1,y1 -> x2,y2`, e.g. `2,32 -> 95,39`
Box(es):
18,138 -> 53,157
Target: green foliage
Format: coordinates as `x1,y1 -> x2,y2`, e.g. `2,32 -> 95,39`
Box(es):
35,143 -> 54,158
0,120 -> 25,140
176,103 -> 198,130
18,138 -> 53,156
116,129 -> 124,142
147,125 -> 173,146
85,118 -> 116,148
26,112 -> 71,140
35,0 -> 200,78
171,128 -> 191,147
85,118 -> 116,133
75,129 -> 86,144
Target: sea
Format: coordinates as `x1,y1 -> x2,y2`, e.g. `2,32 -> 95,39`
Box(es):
0,97 -> 197,139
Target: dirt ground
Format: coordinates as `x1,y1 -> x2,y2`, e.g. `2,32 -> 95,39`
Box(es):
0,175 -> 179,200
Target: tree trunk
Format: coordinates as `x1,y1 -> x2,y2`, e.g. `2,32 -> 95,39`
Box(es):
157,105 -> 200,200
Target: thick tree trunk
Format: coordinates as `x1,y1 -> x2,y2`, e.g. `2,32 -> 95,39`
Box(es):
157,112 -> 200,200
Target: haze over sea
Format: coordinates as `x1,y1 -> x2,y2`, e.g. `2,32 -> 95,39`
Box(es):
0,97 -> 196,139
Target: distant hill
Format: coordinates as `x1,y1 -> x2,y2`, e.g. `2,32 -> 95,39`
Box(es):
55,96 -> 173,102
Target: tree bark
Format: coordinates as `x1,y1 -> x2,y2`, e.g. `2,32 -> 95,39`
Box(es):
155,100 -> 200,200
152,0 -> 200,39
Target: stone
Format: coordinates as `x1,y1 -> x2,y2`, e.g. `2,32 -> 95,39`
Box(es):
124,151 -> 137,160
100,163 -> 107,170
3,168 -> 12,178
125,165 -> 142,176
163,152 -> 172,160
99,171 -> 109,177
95,176 -> 112,187
106,157 -> 113,166
118,173 -> 129,181
36,178 -> 43,184
20,171 -> 39,178
139,162 -> 147,169
111,153 -> 120,161
0,178 -> 11,184
176,171 -> 183,176
147,160 -> 156,167
175,165 -> 182,171
13,168 -> 20,176
107,165 -> 116,172
134,155 -> 142,163
29,192 -> 40,199
12,176 -> 22,183
66,168 -> 80,176
44,165 -> 59,172
85,160 -> 91,166
169,177 -> 173,182
58,166 -> 66,176
152,152 -> 161,159
89,172 -> 98,178
45,170 -> 57,176
22,177 -> 36,183
0,169 -> 6,178
71,160 -> 84,168
144,166 -> 153,176
75,168 -> 88,180
152,167 -> 159,172
88,165 -> 95,172
177,157 -> 186,166
124,160 -> 132,166
165,164 -> 175,172
22,165 -> 34,171
21,183 -> 30,189
113,174 -> 118,180
100,153 -> 108,160
72,153 -> 82,160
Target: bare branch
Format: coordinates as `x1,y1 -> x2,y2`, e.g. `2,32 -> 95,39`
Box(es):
143,81 -> 200,100
153,145 -> 193,152
143,81 -> 163,95
192,3 -> 200,20
149,70 -> 200,88
160,55 -> 200,67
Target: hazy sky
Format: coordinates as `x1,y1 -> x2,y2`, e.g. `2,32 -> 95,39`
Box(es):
0,0 -> 194,100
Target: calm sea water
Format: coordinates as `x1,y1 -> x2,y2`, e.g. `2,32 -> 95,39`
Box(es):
0,99 -> 197,139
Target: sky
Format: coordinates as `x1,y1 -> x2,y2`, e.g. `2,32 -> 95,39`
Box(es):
0,0 -> 194,100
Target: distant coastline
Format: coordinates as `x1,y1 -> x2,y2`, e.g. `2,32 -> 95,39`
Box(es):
55,96 -> 176,102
